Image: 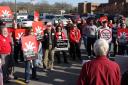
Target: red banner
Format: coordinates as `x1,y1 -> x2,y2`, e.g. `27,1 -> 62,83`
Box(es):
15,29 -> 26,40
22,35 -> 38,60
34,11 -> 39,21
0,6 -> 13,18
32,21 -> 44,40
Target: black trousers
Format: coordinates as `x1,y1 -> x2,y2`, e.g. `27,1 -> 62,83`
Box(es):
14,44 -> 24,62
112,38 -> 117,56
55,51 -> 68,63
87,37 -> 96,56
70,42 -> 81,60
118,44 -> 127,55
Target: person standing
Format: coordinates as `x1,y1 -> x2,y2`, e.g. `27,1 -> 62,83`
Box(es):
14,25 -> 24,63
42,22 -> 56,71
117,23 -> 128,55
69,24 -> 81,60
84,18 -> 98,58
77,39 -> 121,85
24,29 -> 38,83
0,25 -> 12,83
55,26 -> 68,64
112,20 -> 120,56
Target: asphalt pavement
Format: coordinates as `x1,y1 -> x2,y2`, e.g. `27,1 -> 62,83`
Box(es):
5,40 -> 87,85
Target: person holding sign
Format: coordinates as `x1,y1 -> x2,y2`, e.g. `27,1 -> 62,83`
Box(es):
42,22 -> 56,71
69,24 -> 81,61
22,29 -> 39,83
55,26 -> 69,64
98,21 -> 112,43
97,21 -> 112,55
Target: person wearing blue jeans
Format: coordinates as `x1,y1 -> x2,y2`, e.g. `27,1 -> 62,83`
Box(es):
25,60 -> 37,83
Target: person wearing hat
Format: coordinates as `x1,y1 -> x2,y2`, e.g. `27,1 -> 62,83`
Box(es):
97,21 -> 112,49
42,22 -> 56,71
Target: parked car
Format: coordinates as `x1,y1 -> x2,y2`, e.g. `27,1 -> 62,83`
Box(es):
54,15 -> 68,26
42,14 -> 55,24
21,19 -> 33,28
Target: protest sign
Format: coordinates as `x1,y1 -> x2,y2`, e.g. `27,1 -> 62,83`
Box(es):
22,35 -> 38,60
99,29 -> 112,43
32,21 -> 44,40
55,39 -> 68,51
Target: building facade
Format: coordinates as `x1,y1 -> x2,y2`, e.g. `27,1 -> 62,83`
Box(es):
78,2 -> 100,14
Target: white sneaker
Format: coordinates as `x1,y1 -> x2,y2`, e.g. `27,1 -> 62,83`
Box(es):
50,68 -> 55,71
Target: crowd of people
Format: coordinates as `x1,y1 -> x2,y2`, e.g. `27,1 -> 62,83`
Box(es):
0,15 -> 127,85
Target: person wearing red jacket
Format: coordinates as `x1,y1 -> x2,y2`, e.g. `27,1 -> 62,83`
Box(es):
0,25 -> 12,83
69,24 -> 81,60
77,39 -> 121,85
55,26 -> 69,64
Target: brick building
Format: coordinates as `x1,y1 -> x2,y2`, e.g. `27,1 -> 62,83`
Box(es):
96,0 -> 128,16
78,2 -> 100,14
78,0 -> 128,16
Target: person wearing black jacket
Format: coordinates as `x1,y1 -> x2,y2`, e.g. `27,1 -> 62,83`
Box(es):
42,22 -> 56,71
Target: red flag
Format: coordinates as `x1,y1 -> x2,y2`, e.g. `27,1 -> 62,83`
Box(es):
34,11 -> 39,21
0,6 -> 13,18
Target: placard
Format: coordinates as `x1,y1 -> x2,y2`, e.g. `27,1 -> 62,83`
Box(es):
55,39 -> 69,51
99,29 -> 112,43
0,6 -> 13,18
32,21 -> 44,40
22,35 -> 38,60
15,29 -> 26,40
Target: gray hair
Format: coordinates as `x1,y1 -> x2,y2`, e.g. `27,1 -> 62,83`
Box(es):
93,39 -> 109,56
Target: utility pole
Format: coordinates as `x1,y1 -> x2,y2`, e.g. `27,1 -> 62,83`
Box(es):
15,0 -> 17,29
